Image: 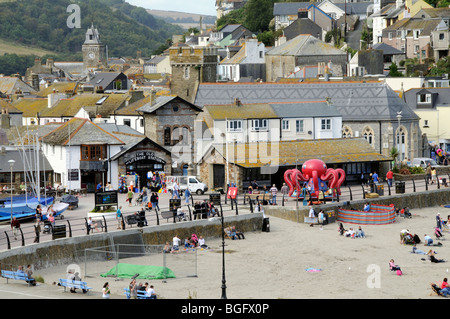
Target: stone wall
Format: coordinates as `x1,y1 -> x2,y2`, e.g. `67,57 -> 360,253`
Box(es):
0,213 -> 264,271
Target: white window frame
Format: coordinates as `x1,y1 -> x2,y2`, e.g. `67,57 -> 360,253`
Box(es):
227,120 -> 243,132
251,119 -> 268,131
282,119 -> 289,131
296,120 -> 304,133
321,118 -> 332,131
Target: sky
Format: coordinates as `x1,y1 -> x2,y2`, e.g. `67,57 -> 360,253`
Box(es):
125,0 -> 217,17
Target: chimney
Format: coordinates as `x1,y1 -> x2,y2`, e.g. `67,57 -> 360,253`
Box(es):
31,73 -> 39,91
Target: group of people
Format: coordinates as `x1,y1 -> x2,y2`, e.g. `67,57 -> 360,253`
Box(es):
128,279 -> 157,299
337,223 -> 366,238
247,183 -> 280,205
224,226 -> 245,240
167,233 -> 209,253
192,200 -> 219,219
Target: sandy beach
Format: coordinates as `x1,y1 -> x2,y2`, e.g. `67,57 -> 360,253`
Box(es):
33,204 -> 450,299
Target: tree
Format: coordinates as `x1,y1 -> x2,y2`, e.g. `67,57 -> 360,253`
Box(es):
390,146 -> 400,168
388,63 -> 403,77
244,0 -> 275,32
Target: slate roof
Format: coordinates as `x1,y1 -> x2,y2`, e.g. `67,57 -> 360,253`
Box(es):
266,34 -> 346,57
403,87 -> 450,109
37,82 -> 79,97
208,137 -> 391,168
385,18 -> 442,37
0,149 -> 51,172
137,95 -> 203,114
12,98 -> 48,117
39,93 -> 129,118
0,77 -> 36,95
372,43 -> 404,55
283,18 -> 323,41
273,2 -> 310,15
194,81 -> 420,122
40,118 -> 125,146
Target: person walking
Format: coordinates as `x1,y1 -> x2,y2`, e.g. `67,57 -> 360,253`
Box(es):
116,206 -> 122,229
11,217 -> 20,240
127,188 -> 134,207
426,163 -> 432,185
270,184 -> 278,205
102,282 -> 111,299
386,169 -> 393,187
150,192 -> 159,211
184,187 -> 191,206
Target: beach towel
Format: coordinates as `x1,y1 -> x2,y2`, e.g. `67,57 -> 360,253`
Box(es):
305,268 -> 322,272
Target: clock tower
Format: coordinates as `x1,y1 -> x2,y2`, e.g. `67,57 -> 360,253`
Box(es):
82,24 -> 106,72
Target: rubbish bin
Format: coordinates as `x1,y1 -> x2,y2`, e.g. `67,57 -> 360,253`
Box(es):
376,184 -> 384,196
262,217 -> 270,232
52,225 -> 66,240
395,181 -> 405,194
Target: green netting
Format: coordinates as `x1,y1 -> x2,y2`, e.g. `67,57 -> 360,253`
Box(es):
100,263 -> 176,280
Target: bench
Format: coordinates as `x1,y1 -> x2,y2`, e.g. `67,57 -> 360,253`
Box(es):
58,278 -> 93,295
126,215 -> 138,227
161,211 -> 175,222
123,287 -> 150,299
1,270 -> 35,286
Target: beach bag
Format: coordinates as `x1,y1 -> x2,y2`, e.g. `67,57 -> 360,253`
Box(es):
396,269 -> 402,276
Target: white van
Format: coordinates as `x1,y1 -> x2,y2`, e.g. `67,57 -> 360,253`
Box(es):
409,157 -> 438,168
165,176 -> 208,195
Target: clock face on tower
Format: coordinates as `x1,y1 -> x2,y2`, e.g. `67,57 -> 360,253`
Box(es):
88,52 -> 95,60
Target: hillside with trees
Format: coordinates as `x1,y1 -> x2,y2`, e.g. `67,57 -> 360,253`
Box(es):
0,0 -> 183,74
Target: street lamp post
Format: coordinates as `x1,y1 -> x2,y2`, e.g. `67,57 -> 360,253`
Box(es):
8,160 -> 15,221
218,203 -> 227,299
396,112 -> 402,163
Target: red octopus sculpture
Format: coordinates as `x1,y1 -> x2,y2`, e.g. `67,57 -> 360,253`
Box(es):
283,159 -> 346,198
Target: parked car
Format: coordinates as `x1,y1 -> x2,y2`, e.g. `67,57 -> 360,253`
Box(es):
409,157 -> 438,168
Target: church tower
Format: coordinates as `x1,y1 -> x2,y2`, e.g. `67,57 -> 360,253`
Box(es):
82,24 -> 106,72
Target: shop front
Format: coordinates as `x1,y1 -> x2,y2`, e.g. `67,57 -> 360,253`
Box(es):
111,137 -> 172,192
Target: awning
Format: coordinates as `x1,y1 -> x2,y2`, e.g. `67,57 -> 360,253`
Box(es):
211,138 -> 392,168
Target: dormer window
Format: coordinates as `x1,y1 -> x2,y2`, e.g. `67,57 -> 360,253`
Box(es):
413,29 -> 422,39
417,93 -> 431,103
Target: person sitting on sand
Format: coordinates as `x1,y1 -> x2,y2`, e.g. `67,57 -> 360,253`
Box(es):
338,223 -> 346,236
355,226 -> 366,238
345,227 -> 355,238
389,259 -> 401,272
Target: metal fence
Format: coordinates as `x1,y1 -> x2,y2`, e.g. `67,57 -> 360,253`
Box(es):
1,174 -> 448,251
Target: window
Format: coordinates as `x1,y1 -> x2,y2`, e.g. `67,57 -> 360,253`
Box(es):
183,67 -> 190,79
164,127 -> 171,146
123,119 -> 131,127
282,119 -> 289,131
342,125 -> 352,138
422,50 -> 426,58
227,120 -> 242,132
413,29 -> 421,39
388,32 -> 392,40
252,119 -> 268,131
259,51 -> 264,59
439,33 -> 445,40
296,120 -> 304,133
140,119 -> 144,127
321,119 -> 331,130
363,127 -> 374,146
417,94 -> 432,103
415,45 -> 420,53
80,145 -> 106,161
424,120 -> 429,127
